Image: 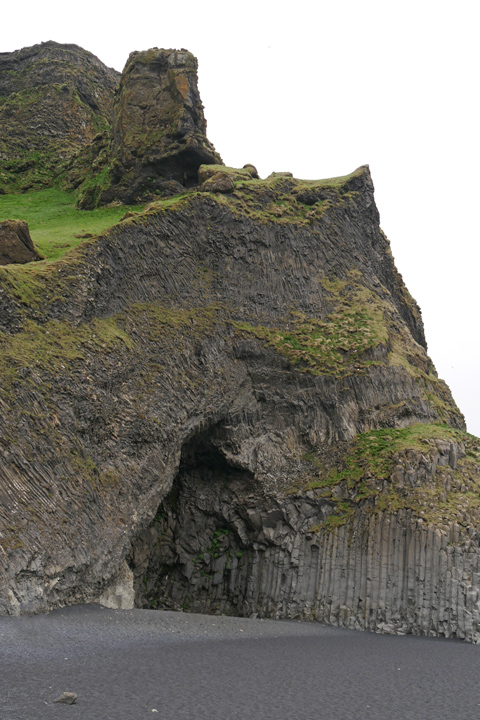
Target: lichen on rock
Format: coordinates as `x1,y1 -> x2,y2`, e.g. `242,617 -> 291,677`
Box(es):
77,48 -> 222,207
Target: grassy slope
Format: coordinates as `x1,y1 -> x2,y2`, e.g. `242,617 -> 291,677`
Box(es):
0,188 -> 143,262
294,423 -> 480,530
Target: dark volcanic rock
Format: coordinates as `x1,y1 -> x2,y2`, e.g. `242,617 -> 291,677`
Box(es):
78,48 -> 222,207
0,161 -> 478,641
0,219 -> 40,264
53,692 -> 78,705
0,41 -> 119,192
200,172 -> 235,193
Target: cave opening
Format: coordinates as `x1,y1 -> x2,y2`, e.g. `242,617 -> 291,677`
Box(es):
128,423 -> 259,615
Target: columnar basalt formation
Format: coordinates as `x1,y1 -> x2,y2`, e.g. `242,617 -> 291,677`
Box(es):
131,435 -> 480,641
0,41 -> 119,192
0,42 -> 479,642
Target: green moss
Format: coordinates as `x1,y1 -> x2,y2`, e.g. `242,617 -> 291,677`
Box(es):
76,165 -> 113,209
0,316 -> 133,389
200,166 -> 367,226
0,79 -> 112,193
324,504 -> 355,529
122,303 -> 221,342
69,449 -> 98,483
333,424 -> 471,484
233,297 -> 387,378
297,424 -> 480,530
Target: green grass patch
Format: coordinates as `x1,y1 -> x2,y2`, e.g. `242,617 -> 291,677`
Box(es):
328,424 -> 472,486
0,316 -> 133,388
204,167 -> 367,226
234,304 -> 387,377
0,188 -> 144,262
301,424 -> 480,525
299,424 -> 480,532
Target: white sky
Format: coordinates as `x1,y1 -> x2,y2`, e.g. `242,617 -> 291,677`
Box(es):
5,0 -> 480,436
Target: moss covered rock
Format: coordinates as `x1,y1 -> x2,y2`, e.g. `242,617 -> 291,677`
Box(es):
0,41 -> 119,192
78,48 -> 222,207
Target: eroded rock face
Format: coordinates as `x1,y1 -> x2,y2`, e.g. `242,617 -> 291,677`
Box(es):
0,219 -> 40,264
0,165 -> 477,643
0,41 -> 119,192
78,48 -> 222,207
131,436 -> 480,642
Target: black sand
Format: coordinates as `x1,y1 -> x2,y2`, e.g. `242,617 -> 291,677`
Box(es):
1,604 -> 479,719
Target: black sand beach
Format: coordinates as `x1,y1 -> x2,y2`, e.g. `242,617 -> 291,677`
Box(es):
1,604 -> 479,720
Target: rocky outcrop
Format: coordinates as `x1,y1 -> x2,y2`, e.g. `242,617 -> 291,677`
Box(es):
200,172 -> 235,194
198,164 -> 256,184
0,219 -> 40,264
77,49 -> 222,208
0,41 -> 478,639
1,164 -> 477,643
0,41 -> 119,192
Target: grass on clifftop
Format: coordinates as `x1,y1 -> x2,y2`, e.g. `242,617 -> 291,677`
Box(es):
0,188 -> 143,262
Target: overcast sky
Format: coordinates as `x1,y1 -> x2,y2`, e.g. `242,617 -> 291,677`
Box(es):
4,0 -> 479,436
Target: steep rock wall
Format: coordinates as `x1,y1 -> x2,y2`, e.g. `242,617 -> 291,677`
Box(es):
132,436 -> 480,641
77,48 -> 222,207
0,166 -> 477,643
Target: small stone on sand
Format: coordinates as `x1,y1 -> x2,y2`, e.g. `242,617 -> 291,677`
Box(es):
53,692 -> 78,704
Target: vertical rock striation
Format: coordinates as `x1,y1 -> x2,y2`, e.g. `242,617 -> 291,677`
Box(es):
0,40 -> 478,640
132,437 -> 480,642
0,166 -> 475,635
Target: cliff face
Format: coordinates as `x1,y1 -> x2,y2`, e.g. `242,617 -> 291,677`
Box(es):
1,43 -> 479,642
0,41 -> 119,192
132,433 -> 480,640
2,163 -> 479,641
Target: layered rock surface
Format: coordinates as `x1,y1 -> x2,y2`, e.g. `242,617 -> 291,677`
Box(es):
132,432 -> 480,641
1,163 -> 479,643
0,41 -> 479,641
0,41 -> 119,192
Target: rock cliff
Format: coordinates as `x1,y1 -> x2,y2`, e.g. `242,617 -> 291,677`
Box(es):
0,43 -> 479,642
0,41 -> 119,192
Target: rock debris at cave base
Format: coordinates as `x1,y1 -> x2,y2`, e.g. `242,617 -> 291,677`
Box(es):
0,42 -> 480,643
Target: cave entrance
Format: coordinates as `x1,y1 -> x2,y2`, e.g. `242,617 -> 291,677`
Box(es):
128,424 -> 258,615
